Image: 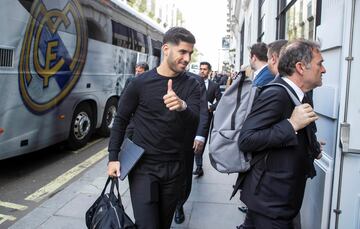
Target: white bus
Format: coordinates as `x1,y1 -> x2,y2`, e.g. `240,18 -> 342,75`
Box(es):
188,62 -> 199,75
0,0 -> 164,159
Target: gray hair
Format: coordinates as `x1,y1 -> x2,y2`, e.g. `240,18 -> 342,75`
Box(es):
278,39 -> 320,76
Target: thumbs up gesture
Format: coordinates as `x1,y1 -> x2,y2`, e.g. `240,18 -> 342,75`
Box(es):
163,79 -> 187,111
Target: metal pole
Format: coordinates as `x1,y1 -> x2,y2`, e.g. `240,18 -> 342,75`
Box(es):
334,0 -> 356,228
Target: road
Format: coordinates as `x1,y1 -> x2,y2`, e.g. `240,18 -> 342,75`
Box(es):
0,136 -> 109,228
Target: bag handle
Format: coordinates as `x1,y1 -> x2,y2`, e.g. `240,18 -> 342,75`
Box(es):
109,177 -> 123,206
101,176 -> 112,196
102,177 -> 122,201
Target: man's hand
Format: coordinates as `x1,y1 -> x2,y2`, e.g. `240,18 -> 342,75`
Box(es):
193,140 -> 204,154
163,79 -> 186,111
316,141 -> 326,159
108,161 -> 120,177
288,103 -> 318,131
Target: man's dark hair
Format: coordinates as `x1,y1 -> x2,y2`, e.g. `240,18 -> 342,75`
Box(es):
267,39 -> 288,57
200,61 -> 212,70
250,42 -> 268,62
163,27 -> 196,45
278,39 -> 321,76
136,62 -> 149,71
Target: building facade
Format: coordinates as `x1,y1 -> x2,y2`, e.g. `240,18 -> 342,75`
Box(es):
229,0 -> 360,228
124,0 -> 183,29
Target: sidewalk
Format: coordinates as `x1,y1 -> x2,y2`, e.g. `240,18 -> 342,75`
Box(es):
10,148 -> 245,229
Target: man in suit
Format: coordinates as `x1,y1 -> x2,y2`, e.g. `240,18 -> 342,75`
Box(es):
193,61 -> 222,176
250,42 -> 275,86
237,39 -> 326,228
267,40 -> 288,76
174,71 -> 209,224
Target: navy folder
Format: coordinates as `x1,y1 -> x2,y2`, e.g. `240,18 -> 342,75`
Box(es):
118,138 -> 145,180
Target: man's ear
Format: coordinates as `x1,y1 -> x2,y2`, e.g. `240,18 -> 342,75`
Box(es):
295,62 -> 304,74
162,43 -> 170,56
270,54 -> 276,65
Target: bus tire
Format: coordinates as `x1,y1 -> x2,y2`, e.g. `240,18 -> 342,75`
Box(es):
67,103 -> 94,150
98,97 -> 118,137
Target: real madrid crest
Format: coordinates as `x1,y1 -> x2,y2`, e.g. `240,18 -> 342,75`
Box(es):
19,0 -> 88,114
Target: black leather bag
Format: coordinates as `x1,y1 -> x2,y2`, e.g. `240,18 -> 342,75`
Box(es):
85,177 -> 136,229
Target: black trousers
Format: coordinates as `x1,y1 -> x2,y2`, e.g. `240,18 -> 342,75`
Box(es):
194,136 -> 208,167
128,159 -> 184,229
240,210 -> 294,229
177,150 -> 194,207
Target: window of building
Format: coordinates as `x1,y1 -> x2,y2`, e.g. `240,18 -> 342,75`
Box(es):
240,22 -> 245,66
257,0 -> 266,42
276,0 -> 321,41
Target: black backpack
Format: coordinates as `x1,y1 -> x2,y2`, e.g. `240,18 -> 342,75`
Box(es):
86,177 -> 136,229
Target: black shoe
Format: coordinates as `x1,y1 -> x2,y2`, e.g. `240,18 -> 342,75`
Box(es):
174,206 -> 185,224
193,167 -> 204,177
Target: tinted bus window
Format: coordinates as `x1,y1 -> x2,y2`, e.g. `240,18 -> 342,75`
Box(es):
133,30 -> 148,53
112,20 -> 133,49
151,39 -> 162,58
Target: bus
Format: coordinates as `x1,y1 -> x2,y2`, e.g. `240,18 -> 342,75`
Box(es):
188,62 -> 199,75
0,0 -> 164,160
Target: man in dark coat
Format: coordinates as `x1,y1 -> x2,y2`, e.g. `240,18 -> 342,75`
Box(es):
249,42 -> 275,86
174,71 -> 209,224
237,39 -> 326,228
193,61 -> 222,176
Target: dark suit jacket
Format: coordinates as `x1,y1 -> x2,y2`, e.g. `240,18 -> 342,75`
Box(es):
188,72 -> 209,138
207,80 -> 222,113
253,65 -> 274,86
178,72 -> 209,153
238,76 -> 319,220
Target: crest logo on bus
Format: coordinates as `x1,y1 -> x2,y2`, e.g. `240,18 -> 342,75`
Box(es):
19,0 -> 88,114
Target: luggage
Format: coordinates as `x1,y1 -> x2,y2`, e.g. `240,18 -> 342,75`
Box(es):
85,177 -> 136,229
209,74 -> 300,174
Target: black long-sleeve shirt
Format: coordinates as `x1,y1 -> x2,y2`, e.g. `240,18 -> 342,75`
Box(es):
108,69 -> 200,161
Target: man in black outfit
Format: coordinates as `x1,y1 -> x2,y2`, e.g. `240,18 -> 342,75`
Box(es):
193,61 -> 222,176
107,27 -> 200,229
174,71 -> 209,224
237,39 -> 325,228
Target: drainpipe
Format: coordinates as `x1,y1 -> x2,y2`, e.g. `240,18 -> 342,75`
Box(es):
335,0 -> 356,228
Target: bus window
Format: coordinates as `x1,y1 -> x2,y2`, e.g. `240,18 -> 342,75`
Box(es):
133,30 -> 148,53
87,19 -> 107,43
112,20 -> 133,49
151,39 -> 162,58
18,0 -> 33,12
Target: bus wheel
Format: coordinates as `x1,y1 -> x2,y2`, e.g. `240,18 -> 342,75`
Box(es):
98,97 -> 118,137
67,103 -> 93,150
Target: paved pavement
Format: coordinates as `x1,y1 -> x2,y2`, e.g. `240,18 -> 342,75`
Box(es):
10,148 -> 245,229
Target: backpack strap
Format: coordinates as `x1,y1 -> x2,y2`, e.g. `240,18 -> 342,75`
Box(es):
262,83 -> 301,106
231,75 -> 246,130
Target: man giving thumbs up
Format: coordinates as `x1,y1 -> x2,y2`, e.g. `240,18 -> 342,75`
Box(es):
107,27 -> 200,229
